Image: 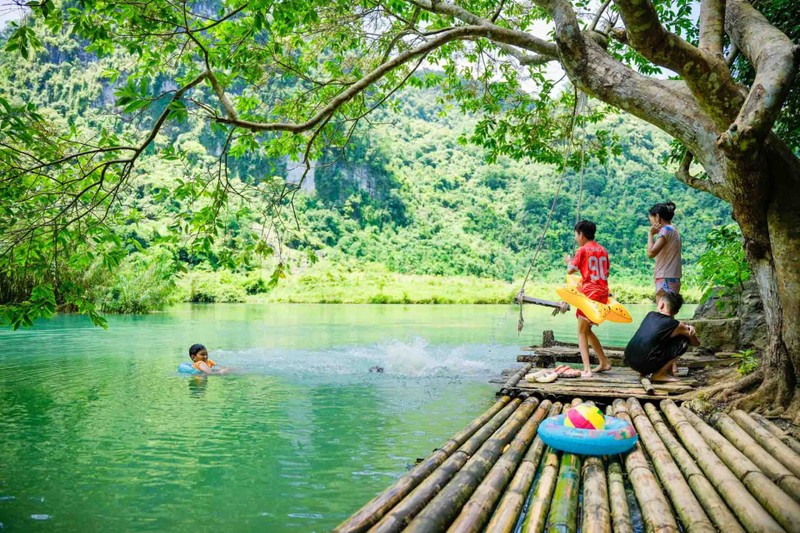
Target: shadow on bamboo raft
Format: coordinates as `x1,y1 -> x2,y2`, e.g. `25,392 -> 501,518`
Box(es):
333,389 -> 800,533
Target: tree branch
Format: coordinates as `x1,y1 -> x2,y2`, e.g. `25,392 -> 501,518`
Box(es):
675,150 -> 725,198
409,0 -> 559,61
698,0 -> 724,55
719,0 -> 800,154
212,25 -> 521,133
613,0 -> 703,73
589,0 -> 613,32
612,0 -> 744,128
535,0 -> 726,184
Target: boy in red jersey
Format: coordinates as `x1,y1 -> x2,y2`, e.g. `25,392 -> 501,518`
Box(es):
565,220 -> 613,377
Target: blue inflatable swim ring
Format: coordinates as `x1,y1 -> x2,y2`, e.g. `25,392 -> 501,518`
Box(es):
178,362 -> 202,375
537,414 -> 638,456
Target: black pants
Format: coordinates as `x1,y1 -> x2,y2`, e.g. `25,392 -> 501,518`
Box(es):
626,337 -> 690,375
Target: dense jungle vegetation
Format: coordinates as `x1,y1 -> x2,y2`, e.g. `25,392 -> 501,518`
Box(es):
0,23 -> 733,314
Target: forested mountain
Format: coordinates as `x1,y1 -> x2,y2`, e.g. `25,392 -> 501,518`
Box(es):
1,22 -> 732,310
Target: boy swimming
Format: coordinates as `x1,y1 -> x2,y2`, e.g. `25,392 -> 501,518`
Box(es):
189,344 -> 229,375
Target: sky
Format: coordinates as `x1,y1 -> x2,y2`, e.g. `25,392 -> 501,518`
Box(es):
0,1 -> 26,28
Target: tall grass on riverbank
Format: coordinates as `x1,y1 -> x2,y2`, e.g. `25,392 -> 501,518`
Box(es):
175,262 -> 700,305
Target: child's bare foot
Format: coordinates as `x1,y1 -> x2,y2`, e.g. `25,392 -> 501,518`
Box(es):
651,373 -> 679,382
593,364 -> 612,373
580,370 -> 592,378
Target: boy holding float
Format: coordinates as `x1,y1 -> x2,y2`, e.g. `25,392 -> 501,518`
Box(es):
565,220 -> 614,378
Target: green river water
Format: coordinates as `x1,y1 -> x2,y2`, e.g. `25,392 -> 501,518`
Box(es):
0,303 -> 694,532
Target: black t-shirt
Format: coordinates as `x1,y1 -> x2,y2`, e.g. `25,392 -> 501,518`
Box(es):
624,312 -> 680,365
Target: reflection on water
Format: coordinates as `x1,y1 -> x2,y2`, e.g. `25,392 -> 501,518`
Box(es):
0,303 -> 692,532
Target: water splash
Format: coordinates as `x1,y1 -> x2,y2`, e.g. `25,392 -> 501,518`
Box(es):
215,337 -> 501,379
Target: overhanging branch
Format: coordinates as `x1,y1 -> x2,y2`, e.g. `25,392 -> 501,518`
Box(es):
212,25 -> 531,133
408,0 -> 559,63
719,0 -> 800,154
676,151 -> 725,198
698,0 -> 724,55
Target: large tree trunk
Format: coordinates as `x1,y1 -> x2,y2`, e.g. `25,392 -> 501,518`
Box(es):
536,0 -> 800,420
729,143 -> 800,420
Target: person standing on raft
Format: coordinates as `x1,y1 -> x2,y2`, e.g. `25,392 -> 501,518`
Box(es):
647,202 -> 682,297
646,201 -> 682,375
565,220 -> 613,378
624,293 -> 700,382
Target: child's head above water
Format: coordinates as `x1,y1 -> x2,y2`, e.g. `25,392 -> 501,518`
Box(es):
189,344 -> 208,362
658,292 -> 684,316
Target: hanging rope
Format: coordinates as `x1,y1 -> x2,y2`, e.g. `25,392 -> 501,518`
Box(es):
517,90 -> 588,335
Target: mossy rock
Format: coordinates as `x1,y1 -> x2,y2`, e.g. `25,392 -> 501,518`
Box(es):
685,318 -> 740,352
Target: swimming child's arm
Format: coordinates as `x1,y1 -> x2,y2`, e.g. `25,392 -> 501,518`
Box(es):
194,361 -> 215,375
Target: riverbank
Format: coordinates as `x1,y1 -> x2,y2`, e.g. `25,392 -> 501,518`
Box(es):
176,263 -> 701,305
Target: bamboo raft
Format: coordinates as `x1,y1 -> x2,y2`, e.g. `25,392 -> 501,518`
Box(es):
505,330 -> 727,400
334,390 -> 800,533
498,362 -> 696,400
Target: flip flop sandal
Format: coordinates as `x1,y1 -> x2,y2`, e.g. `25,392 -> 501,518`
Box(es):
525,370 -> 549,382
535,372 -> 559,383
560,369 -> 582,378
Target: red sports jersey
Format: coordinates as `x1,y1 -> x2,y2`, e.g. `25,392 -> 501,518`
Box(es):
570,241 -> 609,303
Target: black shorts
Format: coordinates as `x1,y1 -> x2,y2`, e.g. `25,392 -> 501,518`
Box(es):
626,337 -> 689,375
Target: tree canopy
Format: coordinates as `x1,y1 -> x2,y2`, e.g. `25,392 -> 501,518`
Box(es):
0,0 -> 796,343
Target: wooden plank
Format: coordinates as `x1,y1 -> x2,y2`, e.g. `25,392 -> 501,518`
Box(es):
515,294 -> 568,310
514,380 -> 694,392
517,354 -> 736,369
511,385 -> 673,398
510,371 -> 697,388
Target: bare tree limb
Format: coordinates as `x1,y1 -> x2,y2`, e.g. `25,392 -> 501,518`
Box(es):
536,0 -> 726,184
212,25 -> 531,133
676,150 -> 725,198
612,0 -> 744,128
408,0 -> 559,61
726,44 -> 740,68
719,0 -> 800,154
698,0 -> 725,55
589,0 -> 613,32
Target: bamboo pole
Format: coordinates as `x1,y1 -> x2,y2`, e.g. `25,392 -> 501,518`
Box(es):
612,399 -> 679,533
368,397 -> 524,533
640,377 -> 654,395
750,412 -> 800,455
625,399 -> 714,532
660,400 -> 785,533
403,396 -> 542,533
643,403 -> 745,533
499,363 -> 533,395
522,400 -> 581,533
546,443 -> 581,533
604,405 -> 634,533
482,402 -> 563,533
580,401 -> 611,533
710,411 -> 800,501
446,400 -> 554,533
730,410 -> 800,477
521,438 -> 561,533
679,406 -> 800,531
545,398 -> 585,533
334,395 -> 513,533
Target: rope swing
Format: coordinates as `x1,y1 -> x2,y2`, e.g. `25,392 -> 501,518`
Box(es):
517,91 -> 588,335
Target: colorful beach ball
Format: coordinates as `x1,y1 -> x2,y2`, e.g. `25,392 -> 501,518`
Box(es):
564,404 -> 606,430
